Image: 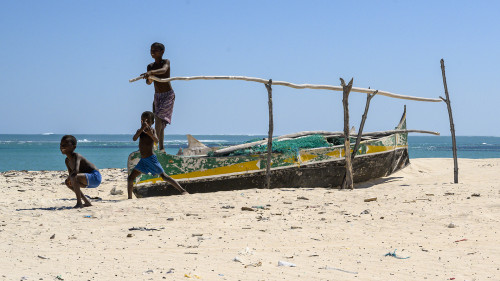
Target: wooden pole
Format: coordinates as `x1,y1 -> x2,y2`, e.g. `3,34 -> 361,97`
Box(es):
352,90 -> 378,158
346,129 -> 440,137
265,79 -> 273,189
131,75 -> 442,102
340,78 -> 354,190
341,90 -> 377,187
440,59 -> 459,183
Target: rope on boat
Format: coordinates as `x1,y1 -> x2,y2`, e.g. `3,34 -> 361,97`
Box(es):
129,75 -> 443,102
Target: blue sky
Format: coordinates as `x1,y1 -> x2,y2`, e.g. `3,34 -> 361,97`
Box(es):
1,0 -> 499,136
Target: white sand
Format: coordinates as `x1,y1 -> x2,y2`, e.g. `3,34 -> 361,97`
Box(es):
0,158 -> 499,280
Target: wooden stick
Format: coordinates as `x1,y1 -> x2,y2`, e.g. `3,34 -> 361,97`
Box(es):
341,78 -> 354,190
276,131 -> 343,139
265,79 -> 273,189
213,140 -> 267,155
347,129 -> 440,137
130,75 -> 442,102
440,59 -> 459,183
352,90 -> 378,158
341,90 -> 377,188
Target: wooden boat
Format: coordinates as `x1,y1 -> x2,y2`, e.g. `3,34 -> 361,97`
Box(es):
128,110 -> 410,198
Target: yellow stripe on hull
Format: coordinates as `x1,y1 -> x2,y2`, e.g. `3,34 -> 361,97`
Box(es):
326,149 -> 341,158
325,144 -> 407,158
137,159 -> 261,185
366,144 -> 407,153
299,153 -> 318,163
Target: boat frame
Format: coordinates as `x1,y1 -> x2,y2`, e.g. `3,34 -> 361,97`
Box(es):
128,111 -> 409,197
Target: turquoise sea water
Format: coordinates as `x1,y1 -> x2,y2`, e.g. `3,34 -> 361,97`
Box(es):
0,134 -> 499,172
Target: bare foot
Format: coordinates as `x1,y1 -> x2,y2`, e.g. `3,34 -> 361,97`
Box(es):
83,203 -> 92,207
181,191 -> 189,195
73,203 -> 84,209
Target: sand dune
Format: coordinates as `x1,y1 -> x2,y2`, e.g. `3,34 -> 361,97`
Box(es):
0,158 -> 499,280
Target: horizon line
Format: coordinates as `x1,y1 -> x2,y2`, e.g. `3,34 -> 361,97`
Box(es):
0,133 -> 498,137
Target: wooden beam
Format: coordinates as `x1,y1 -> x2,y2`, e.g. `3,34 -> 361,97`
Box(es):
352,90 -> 378,158
440,59 -> 459,183
341,90 -> 377,188
352,129 -> 440,137
340,78 -> 354,190
265,79 -> 273,189
130,75 -> 442,102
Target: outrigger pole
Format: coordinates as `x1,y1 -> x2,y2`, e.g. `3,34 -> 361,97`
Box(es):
341,89 -> 379,189
130,75 -> 442,102
265,80 -> 273,189
130,74 -> 446,189
440,59 -> 459,183
340,78 -> 354,190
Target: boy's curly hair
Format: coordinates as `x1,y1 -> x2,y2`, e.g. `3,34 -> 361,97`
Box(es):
141,111 -> 155,124
151,42 -> 165,52
61,135 -> 77,146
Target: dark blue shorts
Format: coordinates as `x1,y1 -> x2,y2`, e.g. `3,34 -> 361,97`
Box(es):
134,154 -> 165,176
85,170 -> 102,188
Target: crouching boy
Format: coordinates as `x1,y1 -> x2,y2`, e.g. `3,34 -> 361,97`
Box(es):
60,135 -> 102,208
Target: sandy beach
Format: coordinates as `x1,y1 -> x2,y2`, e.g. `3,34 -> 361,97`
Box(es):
0,158 -> 499,280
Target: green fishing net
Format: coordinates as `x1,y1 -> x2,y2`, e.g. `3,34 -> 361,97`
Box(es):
226,134 -> 333,157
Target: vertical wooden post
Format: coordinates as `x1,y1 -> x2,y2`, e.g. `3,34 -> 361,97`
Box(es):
341,90 -> 377,188
341,78 -> 354,190
352,90 -> 378,158
265,79 -> 273,188
440,59 -> 459,183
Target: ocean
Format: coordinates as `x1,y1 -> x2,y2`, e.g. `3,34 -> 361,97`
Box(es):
1,134 -> 499,172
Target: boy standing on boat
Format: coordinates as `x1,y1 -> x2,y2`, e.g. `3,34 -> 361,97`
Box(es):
60,135 -> 102,208
141,42 -> 174,151
127,111 -> 188,199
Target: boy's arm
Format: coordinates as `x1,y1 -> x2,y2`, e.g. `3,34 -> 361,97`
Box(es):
72,154 -> 82,176
148,62 -> 169,75
132,128 -> 143,141
143,60 -> 169,78
133,121 -> 149,141
65,158 -> 73,175
144,64 -> 153,85
151,128 -> 159,143
64,159 -> 72,186
144,126 -> 159,143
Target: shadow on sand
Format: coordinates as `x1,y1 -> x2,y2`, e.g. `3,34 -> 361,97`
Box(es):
16,206 -> 75,211
354,176 -> 404,189
15,197 -> 122,211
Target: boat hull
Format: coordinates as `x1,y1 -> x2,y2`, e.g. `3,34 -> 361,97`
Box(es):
133,146 -> 409,198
